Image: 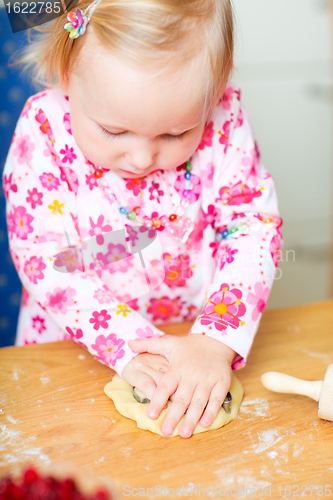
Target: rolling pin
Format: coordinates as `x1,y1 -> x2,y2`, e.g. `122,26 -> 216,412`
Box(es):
261,364 -> 333,421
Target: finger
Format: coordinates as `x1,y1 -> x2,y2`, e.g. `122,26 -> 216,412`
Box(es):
161,381 -> 196,437
178,383 -> 212,438
199,380 -> 228,427
147,371 -> 178,421
128,335 -> 171,359
126,371 -> 157,402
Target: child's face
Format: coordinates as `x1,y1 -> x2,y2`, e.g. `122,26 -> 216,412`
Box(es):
62,29 -> 209,179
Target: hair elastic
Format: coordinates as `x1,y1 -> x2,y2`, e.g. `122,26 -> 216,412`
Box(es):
64,0 -> 102,39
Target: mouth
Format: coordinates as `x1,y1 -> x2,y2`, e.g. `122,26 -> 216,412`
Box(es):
119,168 -> 159,177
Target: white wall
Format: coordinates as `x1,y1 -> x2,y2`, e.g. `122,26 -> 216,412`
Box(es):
232,0 -> 333,307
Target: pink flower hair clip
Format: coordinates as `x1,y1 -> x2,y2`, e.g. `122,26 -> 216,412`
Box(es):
64,0 -> 102,39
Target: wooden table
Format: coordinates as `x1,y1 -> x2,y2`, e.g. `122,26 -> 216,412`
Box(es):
1,300 -> 333,498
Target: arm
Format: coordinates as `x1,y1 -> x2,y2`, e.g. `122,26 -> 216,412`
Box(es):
2,100 -> 163,377
189,84 -> 282,369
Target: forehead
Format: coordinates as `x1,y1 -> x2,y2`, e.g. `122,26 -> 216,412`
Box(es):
71,28 -> 208,133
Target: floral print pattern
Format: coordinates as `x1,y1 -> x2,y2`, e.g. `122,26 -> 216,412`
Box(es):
247,282 -> 270,321
197,284 -> 246,332
3,83 -> 282,375
91,333 -> 125,366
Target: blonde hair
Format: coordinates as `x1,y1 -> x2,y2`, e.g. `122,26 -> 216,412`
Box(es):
12,0 -> 234,109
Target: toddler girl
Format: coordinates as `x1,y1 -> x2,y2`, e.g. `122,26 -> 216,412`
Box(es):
3,0 -> 282,438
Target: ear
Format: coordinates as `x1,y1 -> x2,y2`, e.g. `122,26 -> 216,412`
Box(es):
60,70 -> 70,95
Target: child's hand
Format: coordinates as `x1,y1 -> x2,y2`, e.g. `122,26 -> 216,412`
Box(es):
121,352 -> 170,397
128,334 -> 235,438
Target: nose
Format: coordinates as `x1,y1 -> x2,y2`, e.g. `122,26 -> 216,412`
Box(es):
125,139 -> 156,172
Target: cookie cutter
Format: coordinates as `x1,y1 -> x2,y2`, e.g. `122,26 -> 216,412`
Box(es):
132,387 -> 232,414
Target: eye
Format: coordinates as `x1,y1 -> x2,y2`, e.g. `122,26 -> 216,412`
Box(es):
164,131 -> 187,141
99,127 -> 125,139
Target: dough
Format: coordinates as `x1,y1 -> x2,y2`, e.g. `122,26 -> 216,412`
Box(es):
104,374 -> 243,437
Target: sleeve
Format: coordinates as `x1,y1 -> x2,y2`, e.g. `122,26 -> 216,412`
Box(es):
2,103 -> 163,377
188,86 -> 283,370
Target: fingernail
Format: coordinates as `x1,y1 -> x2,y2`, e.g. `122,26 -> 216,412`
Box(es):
201,418 -> 210,426
148,410 -> 157,418
181,427 -> 191,437
164,426 -> 173,435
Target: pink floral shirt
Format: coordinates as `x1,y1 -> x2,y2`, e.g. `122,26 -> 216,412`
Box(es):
3,83 -> 282,376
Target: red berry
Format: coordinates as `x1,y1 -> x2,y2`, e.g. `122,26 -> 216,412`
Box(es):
58,478 -> 77,500
92,490 -> 109,500
0,477 -> 13,495
23,469 -> 39,486
9,485 -> 26,500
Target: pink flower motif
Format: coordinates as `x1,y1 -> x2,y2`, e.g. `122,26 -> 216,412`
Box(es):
65,327 -> 88,349
26,187 -> 43,209
59,166 -> 79,194
232,355 -> 245,370
221,86 -> 234,110
147,296 -> 184,322
125,177 -> 147,196
198,121 -> 214,150
22,287 -> 29,305
63,113 -> 72,135
54,247 -> 84,273
127,197 -> 145,213
174,173 -> 201,204
13,135 -> 35,165
148,181 -> 164,203
85,172 -> 98,191
218,120 -> 231,154
3,173 -> 17,199
89,309 -> 111,330
91,333 -> 125,366
45,286 -> 76,315
10,249 -> 20,272
93,285 -> 114,304
217,180 -> 262,206
89,215 -> 112,245
116,294 -> 139,310
43,141 -> 62,168
235,108 -> 244,129
135,326 -> 162,339
241,142 -> 261,180
39,172 -> 60,191
125,225 -> 139,247
209,240 -> 218,259
202,204 -> 220,230
24,336 -> 36,345
103,243 -> 134,274
198,283 -> 246,332
201,162 -> 214,188
24,255 -> 46,284
32,316 -> 46,334
183,304 -> 197,322
21,93 -> 47,119
8,205 -> 33,240
35,108 -> 54,142
60,144 -> 77,164
140,211 -> 163,234
218,245 -> 238,271
270,235 -> 281,267
247,282 -> 270,321
162,252 -> 193,288
231,212 -> 246,220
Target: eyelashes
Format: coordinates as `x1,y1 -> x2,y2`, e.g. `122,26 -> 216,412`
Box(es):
99,127 -> 124,140
99,127 -> 187,141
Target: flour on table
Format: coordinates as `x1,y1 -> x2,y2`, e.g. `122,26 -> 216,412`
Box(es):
40,376 -> 51,384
